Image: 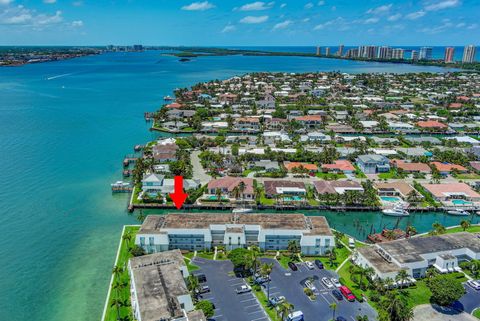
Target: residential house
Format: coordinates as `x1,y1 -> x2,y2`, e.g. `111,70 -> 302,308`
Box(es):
356,155 -> 390,174
263,180 -> 307,198
294,115 -> 324,128
284,162 -> 318,174
423,183 -> 480,203
430,162 -> 468,176
321,160 -> 356,174
391,160 -> 431,174
313,180 -> 364,196
207,177 -> 255,200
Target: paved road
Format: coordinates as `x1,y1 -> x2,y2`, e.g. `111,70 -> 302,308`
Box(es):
191,150 -> 212,185
413,304 -> 478,321
454,282 -> 480,314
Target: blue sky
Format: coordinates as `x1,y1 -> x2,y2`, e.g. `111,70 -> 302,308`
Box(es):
0,0 -> 479,46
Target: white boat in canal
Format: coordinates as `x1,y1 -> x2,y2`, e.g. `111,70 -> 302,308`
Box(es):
232,208 -> 254,214
163,95 -> 173,100
382,204 -> 410,217
446,208 -> 470,216
111,180 -> 130,188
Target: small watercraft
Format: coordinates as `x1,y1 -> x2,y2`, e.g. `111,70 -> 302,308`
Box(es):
163,95 -> 173,101
232,208 -> 254,214
382,204 -> 409,217
111,180 -> 130,187
446,208 -> 470,216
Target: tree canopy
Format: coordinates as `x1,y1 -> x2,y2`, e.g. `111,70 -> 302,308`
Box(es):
427,274 -> 465,306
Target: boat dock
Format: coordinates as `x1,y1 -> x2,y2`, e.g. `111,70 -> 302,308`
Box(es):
123,154 -> 138,167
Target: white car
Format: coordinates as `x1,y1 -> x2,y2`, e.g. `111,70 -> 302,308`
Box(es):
304,280 -> 317,293
305,261 -> 315,270
331,278 -> 342,288
322,277 -> 334,289
236,284 -> 252,294
467,280 -> 480,290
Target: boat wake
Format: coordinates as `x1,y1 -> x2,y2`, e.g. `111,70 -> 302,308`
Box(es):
46,73 -> 74,80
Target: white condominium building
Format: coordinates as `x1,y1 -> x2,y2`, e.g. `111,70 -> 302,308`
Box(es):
135,213 -> 335,255
353,232 -> 480,280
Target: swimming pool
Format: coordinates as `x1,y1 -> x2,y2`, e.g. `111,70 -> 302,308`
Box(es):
283,196 -> 303,201
451,199 -> 473,206
380,196 -> 402,203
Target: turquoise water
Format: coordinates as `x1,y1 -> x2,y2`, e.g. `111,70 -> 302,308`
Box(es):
380,196 -> 402,203
451,199 -> 473,205
0,51 -> 472,321
283,196 -> 303,201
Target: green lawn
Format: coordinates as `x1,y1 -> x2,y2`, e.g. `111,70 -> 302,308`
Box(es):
354,165 -> 367,178
251,284 -> 280,321
197,251 -> 215,260
378,169 -> 407,180
104,226 -> 140,321
454,173 -> 480,179
259,194 -> 275,205
445,225 -> 480,234
184,258 -> 200,272
340,234 -> 366,249
276,254 -> 296,269
303,246 -> 350,270
473,308 -> 480,319
315,172 -> 346,180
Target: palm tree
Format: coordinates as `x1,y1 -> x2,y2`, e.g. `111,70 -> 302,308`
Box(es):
110,298 -> 125,321
431,222 -> 446,235
238,181 -> 246,206
112,265 -> 124,282
395,269 -> 410,288
460,219 -> 471,231
287,240 -> 300,261
405,225 -> 417,238
251,245 -> 261,273
215,188 -> 223,203
260,262 -> 274,300
232,186 -> 241,201
187,275 -> 200,301
329,302 -> 337,320
112,281 -> 126,321
277,300 -> 294,321
122,231 -> 132,249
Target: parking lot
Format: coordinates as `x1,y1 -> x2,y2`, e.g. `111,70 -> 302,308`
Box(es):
454,281 -> 480,314
262,258 -> 377,321
192,257 -> 269,321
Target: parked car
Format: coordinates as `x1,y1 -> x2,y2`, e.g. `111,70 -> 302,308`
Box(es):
254,274 -> 270,284
195,285 -> 210,294
332,289 -> 343,300
195,274 -> 207,283
304,280 -> 317,293
314,259 -> 324,269
269,295 -> 286,306
322,277 -> 334,289
339,285 -> 356,301
286,311 -> 304,321
348,238 -> 355,249
305,261 -> 314,270
331,278 -> 341,288
467,280 -> 480,290
236,284 -> 252,294
336,317 -> 348,321
288,261 -> 298,271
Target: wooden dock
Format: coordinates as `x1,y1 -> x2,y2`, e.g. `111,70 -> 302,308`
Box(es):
123,154 -> 138,167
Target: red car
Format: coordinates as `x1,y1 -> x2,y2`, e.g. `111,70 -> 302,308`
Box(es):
339,285 -> 356,302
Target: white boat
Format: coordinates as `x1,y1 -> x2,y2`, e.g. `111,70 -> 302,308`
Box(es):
446,208 -> 470,216
232,208 -> 254,214
163,95 -> 173,101
111,180 -> 130,187
382,204 -> 409,217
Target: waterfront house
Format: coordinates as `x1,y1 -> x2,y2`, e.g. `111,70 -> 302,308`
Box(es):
141,173 -> 164,195
374,182 -> 416,200
263,180 -> 307,198
135,213 -> 335,255
423,182 -> 480,204
207,177 -> 254,200
256,94 -> 275,109
300,132 -> 331,143
294,115 -> 324,128
248,160 -> 280,172
356,154 -> 390,174
234,117 -> 260,132
313,180 -> 364,196
416,120 -> 448,130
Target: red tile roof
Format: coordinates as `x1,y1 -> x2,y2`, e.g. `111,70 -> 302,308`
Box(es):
416,120 -> 448,128
392,160 -> 431,173
430,162 -> 468,172
284,162 -> 318,171
321,160 -> 355,172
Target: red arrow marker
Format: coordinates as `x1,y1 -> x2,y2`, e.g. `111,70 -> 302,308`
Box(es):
169,176 -> 188,209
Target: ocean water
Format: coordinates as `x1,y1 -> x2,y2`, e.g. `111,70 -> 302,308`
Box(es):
0,51 -> 471,321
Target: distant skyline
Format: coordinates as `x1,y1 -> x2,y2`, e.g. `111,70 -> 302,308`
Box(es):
0,0 -> 479,46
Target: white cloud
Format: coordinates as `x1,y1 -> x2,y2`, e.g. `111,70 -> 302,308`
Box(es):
0,0 -> 13,5
456,22 -> 465,28
181,1 -> 215,11
43,0 -> 56,4
239,15 -> 268,24
405,10 -> 425,20
71,20 -> 83,27
467,23 -> 478,30
304,2 -> 314,9
239,2 -> 274,11
421,21 -> 453,34
317,1 -> 325,5
387,13 -> 402,21
313,17 -> 344,30
273,19 -> 292,30
302,17 -> 310,22
425,0 -> 460,11
0,6 -> 63,26
72,1 -> 83,6
280,3 -> 286,8
364,17 -> 379,24
221,24 -> 236,32
366,4 -> 392,15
